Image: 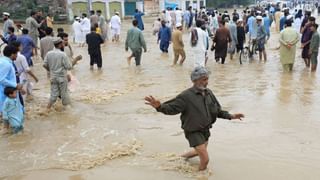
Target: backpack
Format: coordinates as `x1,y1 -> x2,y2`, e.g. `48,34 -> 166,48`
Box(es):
191,28 -> 198,47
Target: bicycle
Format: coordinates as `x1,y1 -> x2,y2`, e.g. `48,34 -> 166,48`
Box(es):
239,45 -> 250,64
248,38 -> 258,59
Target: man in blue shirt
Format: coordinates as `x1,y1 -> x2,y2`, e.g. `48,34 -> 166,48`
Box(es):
17,29 -> 35,66
247,13 -> 257,40
0,46 -> 23,129
158,20 -> 171,53
133,9 -> 145,31
280,9 -> 289,31
269,5 -> 275,26
0,26 -> 17,45
256,16 -> 267,61
263,13 -> 271,40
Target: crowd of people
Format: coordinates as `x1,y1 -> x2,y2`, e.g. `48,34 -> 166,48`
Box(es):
0,2 -> 319,172
150,4 -> 320,72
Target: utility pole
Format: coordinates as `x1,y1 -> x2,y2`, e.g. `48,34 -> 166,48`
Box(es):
87,0 -> 92,13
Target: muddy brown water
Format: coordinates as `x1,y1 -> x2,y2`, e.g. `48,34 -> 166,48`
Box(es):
0,17 -> 320,180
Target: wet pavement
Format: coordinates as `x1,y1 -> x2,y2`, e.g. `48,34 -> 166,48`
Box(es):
0,17 -> 320,180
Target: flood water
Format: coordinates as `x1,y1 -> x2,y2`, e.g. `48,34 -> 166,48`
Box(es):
0,17 -> 320,180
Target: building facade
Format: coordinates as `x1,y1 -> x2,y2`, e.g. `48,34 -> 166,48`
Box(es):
158,0 -> 206,11
68,0 -> 144,19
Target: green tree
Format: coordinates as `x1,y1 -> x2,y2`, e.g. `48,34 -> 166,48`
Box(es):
207,0 -> 254,8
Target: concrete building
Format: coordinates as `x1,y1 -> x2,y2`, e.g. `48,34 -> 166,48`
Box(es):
158,0 -> 206,11
68,0 -> 145,19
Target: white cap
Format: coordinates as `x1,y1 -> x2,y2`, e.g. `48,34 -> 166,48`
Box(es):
3,12 -> 10,16
282,7 -> 289,11
75,17 -> 80,20
256,16 -> 263,20
256,10 -> 261,14
237,19 -> 243,23
287,15 -> 293,20
52,37 -> 63,45
115,11 -> 119,15
175,23 -> 182,28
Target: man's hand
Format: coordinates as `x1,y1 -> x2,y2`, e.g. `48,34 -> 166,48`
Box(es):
231,113 -> 245,120
20,89 -> 26,95
286,44 -> 292,49
144,95 -> 161,109
16,84 -> 23,90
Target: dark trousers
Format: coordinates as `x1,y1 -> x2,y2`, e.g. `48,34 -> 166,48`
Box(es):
160,40 -> 169,53
132,48 -> 142,66
215,57 -> 226,64
89,51 -> 102,68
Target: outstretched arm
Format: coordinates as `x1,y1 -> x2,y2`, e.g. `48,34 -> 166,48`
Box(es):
145,95 -> 185,115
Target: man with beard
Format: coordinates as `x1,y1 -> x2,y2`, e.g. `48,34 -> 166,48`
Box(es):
59,32 -> 82,67
2,12 -> 14,38
25,11 -> 45,58
145,66 -> 244,171
43,38 -> 72,111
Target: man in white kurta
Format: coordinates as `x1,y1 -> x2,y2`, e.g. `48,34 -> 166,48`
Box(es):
80,14 -> 91,46
110,12 -> 121,42
165,10 -> 172,28
72,17 -> 84,45
191,20 -> 209,67
175,8 -> 183,26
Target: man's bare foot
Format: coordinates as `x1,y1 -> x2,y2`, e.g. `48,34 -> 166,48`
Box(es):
39,108 -> 50,116
0,128 -> 10,135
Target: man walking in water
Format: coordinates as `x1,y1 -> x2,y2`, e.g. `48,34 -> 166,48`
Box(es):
43,38 -> 72,111
125,20 -> 147,66
145,67 -> 244,171
171,23 -> 185,65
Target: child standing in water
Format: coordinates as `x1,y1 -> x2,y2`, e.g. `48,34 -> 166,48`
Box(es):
2,87 -> 24,134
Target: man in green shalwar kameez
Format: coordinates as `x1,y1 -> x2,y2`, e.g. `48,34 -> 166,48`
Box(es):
279,20 -> 300,72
